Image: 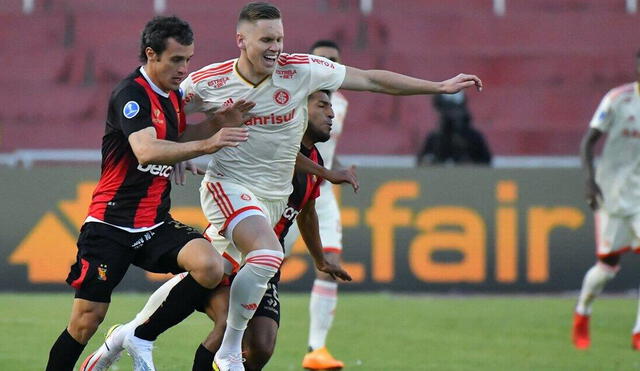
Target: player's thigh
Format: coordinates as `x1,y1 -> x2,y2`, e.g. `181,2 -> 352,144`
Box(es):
133,219 -> 208,275
232,215 -> 282,254
67,223 -> 136,303
595,210 -> 636,256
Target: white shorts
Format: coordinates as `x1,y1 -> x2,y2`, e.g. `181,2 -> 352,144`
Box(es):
284,182 -> 343,256
595,209 -> 640,257
200,177 -> 287,272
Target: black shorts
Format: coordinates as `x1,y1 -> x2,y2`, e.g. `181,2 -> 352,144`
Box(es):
254,280 -> 280,326
66,219 -> 204,303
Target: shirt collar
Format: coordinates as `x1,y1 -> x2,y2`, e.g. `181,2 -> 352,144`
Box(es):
140,66 -> 169,98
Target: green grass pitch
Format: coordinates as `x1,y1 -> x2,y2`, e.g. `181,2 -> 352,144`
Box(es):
1,292 -> 639,370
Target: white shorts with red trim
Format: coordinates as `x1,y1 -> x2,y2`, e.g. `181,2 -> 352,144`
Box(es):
595,209 -> 640,257
284,182 -> 343,256
200,177 -> 287,272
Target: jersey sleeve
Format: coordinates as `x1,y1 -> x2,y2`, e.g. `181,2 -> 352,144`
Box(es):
307,55 -> 347,93
589,91 -> 615,132
112,86 -> 153,138
180,74 -> 207,115
311,150 -> 325,200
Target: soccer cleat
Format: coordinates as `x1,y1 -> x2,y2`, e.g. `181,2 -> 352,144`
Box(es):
632,333 -> 640,350
572,312 -> 590,350
302,347 -> 344,370
80,324 -> 125,371
123,333 -> 156,371
213,352 -> 245,371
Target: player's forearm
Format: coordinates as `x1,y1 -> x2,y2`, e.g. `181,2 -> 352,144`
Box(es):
580,129 -> 602,180
295,152 -> 327,177
355,69 -> 443,95
134,138 -> 209,166
180,119 -> 220,142
297,208 -> 325,266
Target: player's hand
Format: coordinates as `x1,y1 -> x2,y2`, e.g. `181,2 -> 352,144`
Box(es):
440,73 -> 483,93
316,256 -> 352,282
203,127 -> 249,154
585,178 -> 603,210
324,165 -> 359,193
212,99 -> 255,127
172,160 -> 205,186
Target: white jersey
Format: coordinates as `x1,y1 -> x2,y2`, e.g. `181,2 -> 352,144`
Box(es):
590,82 -> 640,216
181,54 -> 346,200
315,91 -> 348,169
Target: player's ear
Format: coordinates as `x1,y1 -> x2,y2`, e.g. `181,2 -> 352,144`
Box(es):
236,33 -> 246,50
145,47 -> 157,63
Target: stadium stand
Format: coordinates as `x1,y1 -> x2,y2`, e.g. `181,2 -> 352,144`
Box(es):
2,0 -> 639,155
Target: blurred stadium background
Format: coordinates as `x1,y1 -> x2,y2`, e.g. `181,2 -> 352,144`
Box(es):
3,0 -> 640,369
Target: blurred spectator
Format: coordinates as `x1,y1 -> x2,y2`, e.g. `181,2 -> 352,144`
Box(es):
416,91 -> 492,166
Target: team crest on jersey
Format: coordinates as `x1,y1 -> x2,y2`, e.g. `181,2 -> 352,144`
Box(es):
97,264 -> 108,281
273,89 -> 290,106
240,193 -> 251,201
123,101 -> 140,119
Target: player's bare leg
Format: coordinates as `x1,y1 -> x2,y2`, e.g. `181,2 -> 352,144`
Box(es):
124,239 -> 224,370
193,284 -> 230,370
303,251 -> 343,370
573,256 -> 619,349
215,215 -> 283,371
47,300 -> 109,370
242,316 -> 278,370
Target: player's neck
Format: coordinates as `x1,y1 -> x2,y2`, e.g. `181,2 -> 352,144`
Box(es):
301,138 -> 313,150
142,65 -> 170,93
237,55 -> 269,85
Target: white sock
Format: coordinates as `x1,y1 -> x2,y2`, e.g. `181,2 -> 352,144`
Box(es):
308,279 -> 338,350
632,286 -> 640,334
108,274 -> 185,348
217,249 -> 283,356
576,262 -> 617,315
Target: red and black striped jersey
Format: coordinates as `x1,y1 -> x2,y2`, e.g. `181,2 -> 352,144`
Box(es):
273,144 -> 324,250
87,67 -> 186,229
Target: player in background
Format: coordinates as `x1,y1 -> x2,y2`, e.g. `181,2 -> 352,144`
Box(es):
80,90 -> 353,371
47,16 -> 254,371
181,3 -> 482,370
282,39 -> 350,370
572,50 -> 640,350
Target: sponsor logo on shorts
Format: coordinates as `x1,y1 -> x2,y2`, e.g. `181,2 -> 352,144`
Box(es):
97,264 -> 108,281
282,206 -> 300,221
240,193 -> 251,201
131,231 -> 156,249
137,164 -> 173,178
273,89 -> 290,106
123,101 -> 140,119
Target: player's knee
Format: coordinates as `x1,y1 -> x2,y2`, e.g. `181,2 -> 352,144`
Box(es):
193,255 -> 224,288
69,307 -> 105,343
245,249 -> 284,278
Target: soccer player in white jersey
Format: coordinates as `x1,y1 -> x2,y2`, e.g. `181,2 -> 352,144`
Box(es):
282,39 -> 350,370
573,50 -> 640,350
180,3 -> 482,370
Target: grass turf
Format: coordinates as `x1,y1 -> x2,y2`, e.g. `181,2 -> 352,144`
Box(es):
1,292 -> 639,370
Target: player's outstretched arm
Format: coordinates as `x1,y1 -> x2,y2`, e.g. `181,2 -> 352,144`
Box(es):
341,66 -> 483,95
297,199 -> 352,282
129,126 -> 248,166
171,160 -> 205,186
580,128 -> 604,210
295,153 -> 359,192
180,100 -> 255,142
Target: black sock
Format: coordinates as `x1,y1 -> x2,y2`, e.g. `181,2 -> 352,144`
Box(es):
192,343 -> 216,371
46,328 -> 86,371
135,273 -> 212,341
